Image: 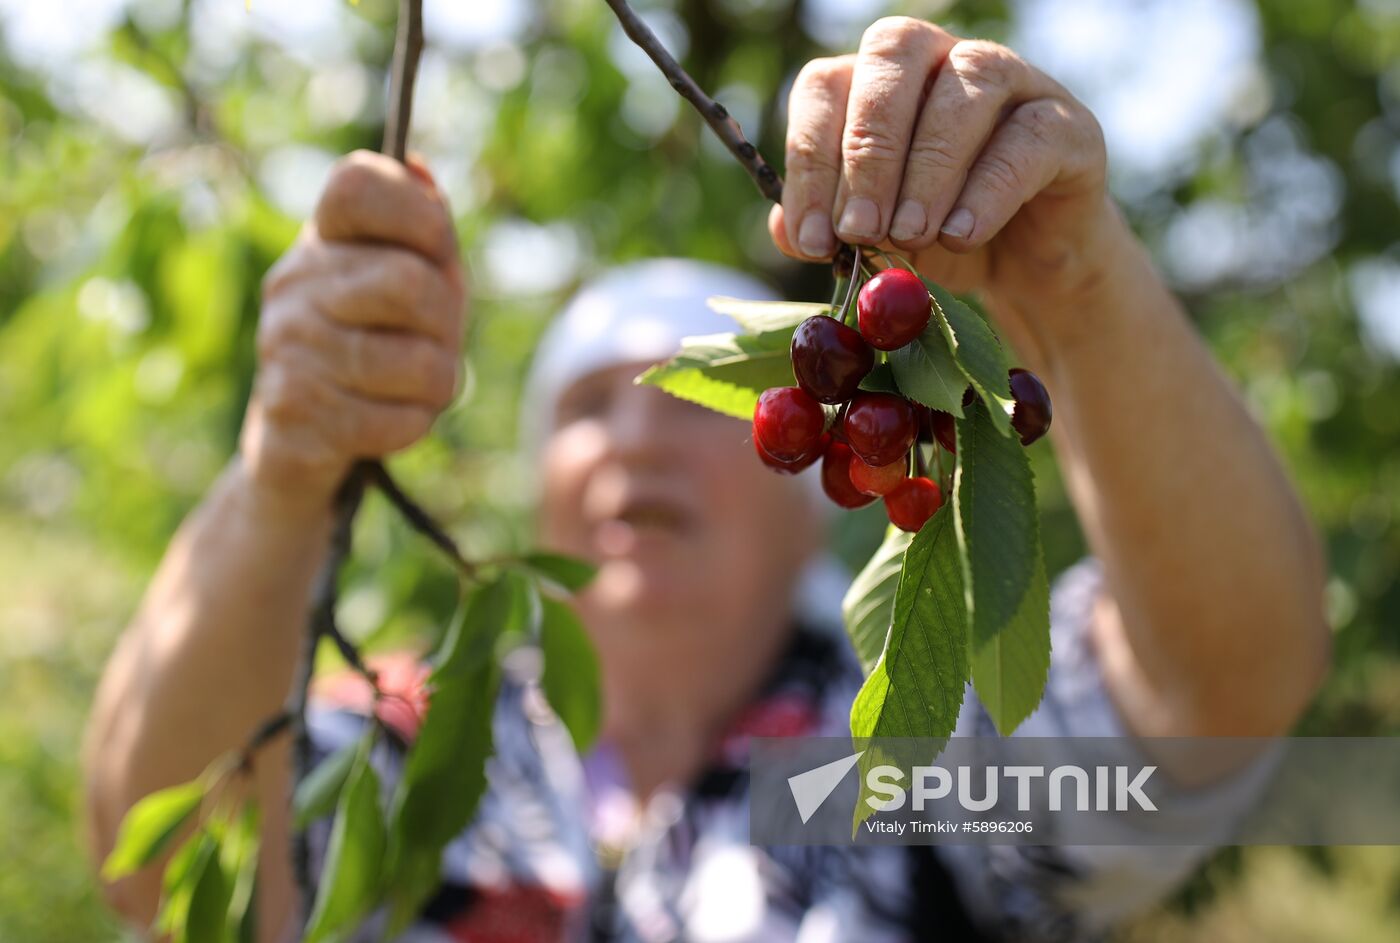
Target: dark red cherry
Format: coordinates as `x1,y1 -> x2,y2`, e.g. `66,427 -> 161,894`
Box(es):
885,477 -> 943,532
1008,368 -> 1052,446
791,316 -> 874,405
842,392 -> 917,468
754,432 -> 827,475
856,268 -> 931,350
849,455 -> 907,497
752,387 -> 826,463
821,441 -> 876,509
929,409 -> 957,455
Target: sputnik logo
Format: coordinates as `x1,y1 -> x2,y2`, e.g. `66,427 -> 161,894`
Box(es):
787,750 -> 864,824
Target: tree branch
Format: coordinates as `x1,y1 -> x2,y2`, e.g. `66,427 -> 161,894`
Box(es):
382,0 -> 425,162
364,461 -> 477,578
287,0 -> 428,925
290,463 -> 366,926
601,0 -> 784,204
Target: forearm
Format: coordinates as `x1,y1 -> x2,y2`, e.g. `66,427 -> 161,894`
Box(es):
82,457 -> 331,919
988,204 -> 1329,739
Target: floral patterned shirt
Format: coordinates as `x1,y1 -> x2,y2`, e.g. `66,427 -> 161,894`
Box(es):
307,560 -> 1274,942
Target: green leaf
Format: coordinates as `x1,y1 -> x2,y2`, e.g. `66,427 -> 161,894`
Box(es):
635,329 -> 796,420
293,741 -> 358,830
857,361 -> 900,394
705,296 -> 834,333
850,506 -> 969,742
433,573 -> 525,676
154,830 -> 210,937
521,551 -> 598,593
222,804 -> 261,943
305,739 -> 387,943
953,398 -> 1039,650
539,594 -> 602,751
842,526 -> 913,675
969,550 -> 1051,735
184,832 -> 232,943
887,319 -> 967,416
383,574 -> 524,931
102,779 -> 205,880
924,281 -> 1014,435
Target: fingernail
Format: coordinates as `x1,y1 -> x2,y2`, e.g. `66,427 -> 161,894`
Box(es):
940,207 -> 975,240
404,153 -> 439,193
837,197 -> 881,242
797,212 -> 836,259
890,200 -> 928,242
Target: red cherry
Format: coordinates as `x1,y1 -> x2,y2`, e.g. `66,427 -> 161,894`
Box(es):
791,316 -> 874,404
848,454 -> 907,497
856,268 -> 931,350
754,432 -> 827,475
884,477 -> 943,532
1009,368 -> 1052,445
842,392 -> 917,468
753,387 -> 826,463
929,409 -> 957,455
821,441 -> 876,509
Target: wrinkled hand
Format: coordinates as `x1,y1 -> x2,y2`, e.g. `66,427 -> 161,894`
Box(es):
240,151 -> 466,506
770,17 -> 1112,314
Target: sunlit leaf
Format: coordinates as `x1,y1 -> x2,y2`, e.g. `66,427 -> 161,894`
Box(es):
102,779 -> 205,880
222,804 -> 261,943
842,526 -> 913,675
705,296 -> 834,333
636,329 -> 797,420
850,506 -> 969,742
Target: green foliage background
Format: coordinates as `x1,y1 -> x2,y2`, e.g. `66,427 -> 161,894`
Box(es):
1,0 -> 1398,939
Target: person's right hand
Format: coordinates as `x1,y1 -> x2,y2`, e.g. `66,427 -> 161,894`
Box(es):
239,150 -> 466,509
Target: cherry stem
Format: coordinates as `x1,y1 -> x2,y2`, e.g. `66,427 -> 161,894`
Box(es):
838,262 -> 862,326
874,248 -> 920,275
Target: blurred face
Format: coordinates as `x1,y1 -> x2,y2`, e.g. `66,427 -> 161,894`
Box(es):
538,362 -> 822,633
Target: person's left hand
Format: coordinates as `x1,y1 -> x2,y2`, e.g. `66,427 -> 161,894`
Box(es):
770,17 -> 1113,320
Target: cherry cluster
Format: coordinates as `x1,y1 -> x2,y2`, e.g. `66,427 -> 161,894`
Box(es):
752,265 -> 1052,533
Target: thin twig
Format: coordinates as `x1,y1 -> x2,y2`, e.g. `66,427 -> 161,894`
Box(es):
290,464 -> 366,927
601,0 -> 783,204
382,0 -> 425,162
243,709 -> 294,759
364,462 -> 477,578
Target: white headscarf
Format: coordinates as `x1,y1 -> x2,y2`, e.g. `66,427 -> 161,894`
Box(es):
519,257 -> 850,635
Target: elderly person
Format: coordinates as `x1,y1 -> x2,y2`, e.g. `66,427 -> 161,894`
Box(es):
84,16 -> 1329,943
